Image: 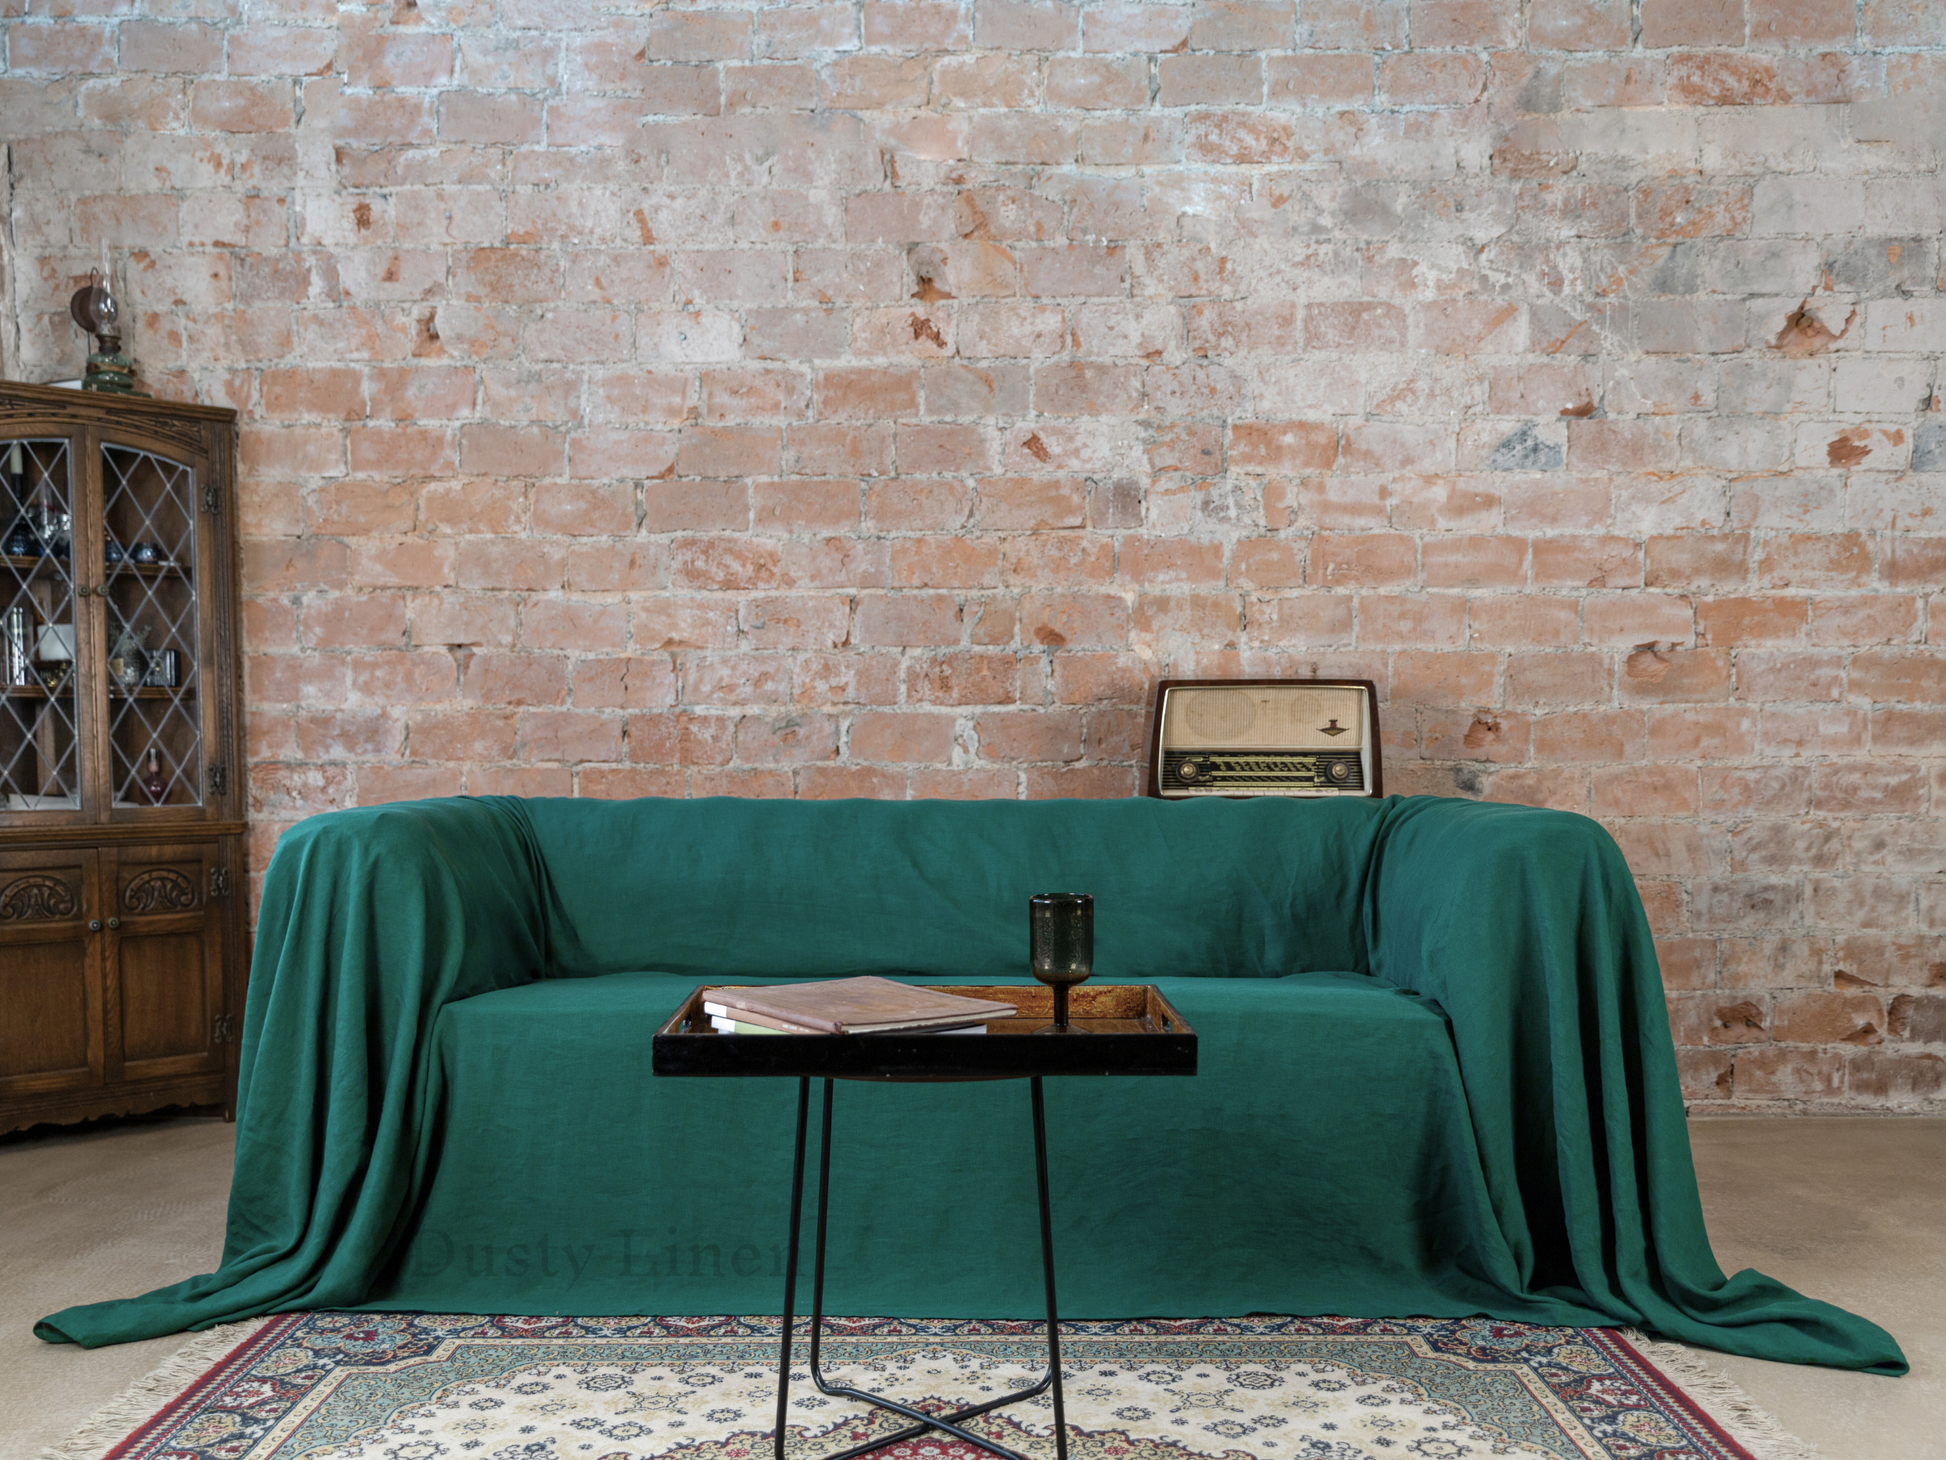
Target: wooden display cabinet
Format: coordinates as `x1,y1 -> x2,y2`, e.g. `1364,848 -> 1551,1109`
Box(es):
0,383 -> 244,1133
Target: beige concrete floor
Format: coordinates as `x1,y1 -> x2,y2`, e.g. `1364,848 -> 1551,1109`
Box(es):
2,1115 -> 232,1460
1,1115 -> 1939,1460
1686,1117 -> 1945,1460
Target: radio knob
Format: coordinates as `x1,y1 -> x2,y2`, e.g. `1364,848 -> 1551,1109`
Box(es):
1178,761 -> 1201,780
1328,761 -> 1350,781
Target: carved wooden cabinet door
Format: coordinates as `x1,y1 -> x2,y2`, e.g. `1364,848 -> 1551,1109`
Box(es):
108,842 -> 225,1085
0,846 -> 104,1101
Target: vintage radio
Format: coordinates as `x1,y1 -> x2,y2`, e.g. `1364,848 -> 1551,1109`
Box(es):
1145,679 -> 1383,800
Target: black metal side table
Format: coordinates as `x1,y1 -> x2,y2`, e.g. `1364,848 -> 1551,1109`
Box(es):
653,983 -> 1197,1460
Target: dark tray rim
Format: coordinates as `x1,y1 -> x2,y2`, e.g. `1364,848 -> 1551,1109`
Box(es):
652,982 -> 1198,1081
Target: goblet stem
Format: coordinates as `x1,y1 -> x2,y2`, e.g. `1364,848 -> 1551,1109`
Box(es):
1053,984 -> 1070,1031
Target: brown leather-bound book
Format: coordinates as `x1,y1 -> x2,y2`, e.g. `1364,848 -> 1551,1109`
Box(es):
706,976 -> 1016,1034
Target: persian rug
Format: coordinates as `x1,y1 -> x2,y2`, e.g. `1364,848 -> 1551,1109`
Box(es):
49,1314 -> 1827,1460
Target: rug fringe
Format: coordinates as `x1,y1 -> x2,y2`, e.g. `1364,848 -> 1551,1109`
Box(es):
38,1320 -> 270,1460
1619,1330 -> 1832,1460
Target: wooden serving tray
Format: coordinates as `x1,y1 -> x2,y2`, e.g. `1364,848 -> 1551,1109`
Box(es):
652,983 -> 1196,1081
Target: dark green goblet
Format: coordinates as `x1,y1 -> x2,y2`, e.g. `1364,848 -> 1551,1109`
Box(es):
1030,892 -> 1093,1034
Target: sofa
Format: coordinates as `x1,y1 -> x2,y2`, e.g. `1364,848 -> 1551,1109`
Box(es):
37,794 -> 1903,1373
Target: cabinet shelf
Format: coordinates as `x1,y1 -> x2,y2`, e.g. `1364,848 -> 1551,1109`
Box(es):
6,554 -> 187,580
3,685 -> 195,701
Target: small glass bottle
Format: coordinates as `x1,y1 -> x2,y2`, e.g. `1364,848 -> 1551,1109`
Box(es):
141,748 -> 167,804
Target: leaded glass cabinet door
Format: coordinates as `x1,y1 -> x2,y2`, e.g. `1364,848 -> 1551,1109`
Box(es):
99,436 -> 211,818
1,434 -> 91,818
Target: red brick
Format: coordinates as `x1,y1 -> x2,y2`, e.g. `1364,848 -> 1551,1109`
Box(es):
1641,0 -> 1743,45
262,367 -> 365,421
1531,537 -> 1643,590
1814,764 -> 1927,816
1645,706 -> 1759,760
1617,648 -> 1732,703
850,711 -> 957,763
789,765 -> 898,799
1305,301 -> 1406,351
1026,765 -> 1140,799
1634,184 -> 1750,240
1734,1048 -> 1845,1100
119,20 -> 222,73
1313,534 -> 1415,588
1158,53 -> 1263,107
686,654 -> 793,706
1749,0 -> 1855,44
733,713 -> 838,765
1759,534 -> 1873,588
189,79 -> 294,133
1850,1052 -> 1946,1105
1047,56 -> 1148,109
308,480 -> 417,535
1669,52 -> 1782,106
1679,1049 -> 1735,1101
1697,596 -> 1808,647
1132,594 -> 1242,645
1392,650 -> 1497,705
908,653 -> 1022,706
1421,537 -> 1526,589
676,425 -> 781,478
1471,598 -> 1582,647
1775,992 -> 1886,1046
1534,709 -> 1644,764
1021,593 -> 1129,649
1228,540 -> 1306,589
302,594 -> 408,650
855,593 -> 962,647
573,657 -> 679,710
972,710 -> 1083,764
903,767 -> 1012,799
459,423 -> 566,477
1482,768 -> 1588,815
1811,595 -> 1919,647
1228,422 -> 1338,474
1850,650 -> 1945,704
1380,53 -> 1486,106
464,652 -> 570,707
976,476 -> 1088,530
1592,765 -> 1700,817
1360,595 -> 1465,648
1247,595 -> 1355,647
1049,652 -> 1154,706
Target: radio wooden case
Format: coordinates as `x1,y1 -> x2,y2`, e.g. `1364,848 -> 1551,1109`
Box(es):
1144,679 -> 1383,800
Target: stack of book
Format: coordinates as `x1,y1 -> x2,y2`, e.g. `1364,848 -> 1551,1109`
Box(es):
705,977 -> 1016,1036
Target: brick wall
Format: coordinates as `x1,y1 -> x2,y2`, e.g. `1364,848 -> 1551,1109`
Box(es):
4,0 -> 1943,1109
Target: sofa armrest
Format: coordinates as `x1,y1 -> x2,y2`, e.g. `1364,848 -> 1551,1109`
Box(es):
1362,796 -> 1903,1372
36,797 -> 548,1347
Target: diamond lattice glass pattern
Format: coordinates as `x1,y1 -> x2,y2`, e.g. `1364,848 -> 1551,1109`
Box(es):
2,438 -> 81,810
102,443 -> 201,809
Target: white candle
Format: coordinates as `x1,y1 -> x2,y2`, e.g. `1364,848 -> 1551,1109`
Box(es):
7,443 -> 19,475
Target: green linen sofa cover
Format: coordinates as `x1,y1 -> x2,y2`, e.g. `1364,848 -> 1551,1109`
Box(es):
35,793 -> 1905,1374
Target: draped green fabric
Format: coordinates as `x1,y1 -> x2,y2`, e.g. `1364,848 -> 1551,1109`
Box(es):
35,794 -> 1905,1374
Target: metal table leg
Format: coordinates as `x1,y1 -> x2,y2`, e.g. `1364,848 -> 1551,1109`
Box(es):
773,1076 -> 1068,1460
775,1077 -> 811,1460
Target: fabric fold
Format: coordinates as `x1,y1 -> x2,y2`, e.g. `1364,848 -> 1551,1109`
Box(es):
1364,797 -> 1906,1374
36,798 -> 548,1349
